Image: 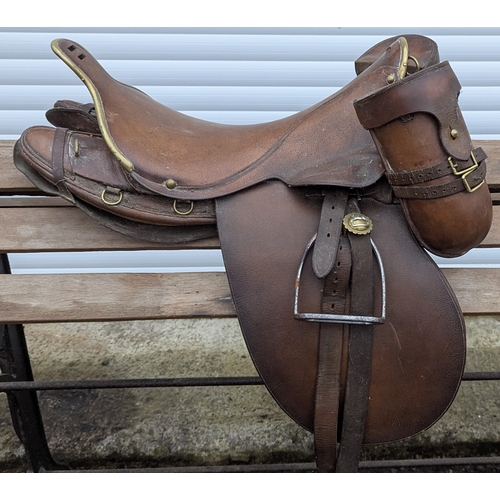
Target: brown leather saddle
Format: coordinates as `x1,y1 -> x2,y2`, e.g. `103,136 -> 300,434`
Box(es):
13,35 -> 493,472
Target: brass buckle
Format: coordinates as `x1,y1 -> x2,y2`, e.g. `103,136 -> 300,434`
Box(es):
448,150 -> 478,176
462,170 -> 485,193
448,151 -> 485,193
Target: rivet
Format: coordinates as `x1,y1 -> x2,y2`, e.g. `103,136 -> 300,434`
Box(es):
165,179 -> 177,189
450,129 -> 459,139
387,74 -> 395,84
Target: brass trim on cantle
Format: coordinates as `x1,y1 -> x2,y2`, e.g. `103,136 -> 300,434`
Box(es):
50,39 -> 136,173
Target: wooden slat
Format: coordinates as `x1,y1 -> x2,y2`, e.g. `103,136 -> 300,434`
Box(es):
0,197 -> 71,207
1,204 -> 499,253
443,268 -> 500,315
481,140 -> 500,189
0,272 -> 234,323
0,140 -> 39,193
480,205 -> 500,247
0,268 -> 497,324
0,206 -> 220,252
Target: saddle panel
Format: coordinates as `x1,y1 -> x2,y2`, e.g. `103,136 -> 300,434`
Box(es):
49,36 -> 439,200
216,181 -> 465,443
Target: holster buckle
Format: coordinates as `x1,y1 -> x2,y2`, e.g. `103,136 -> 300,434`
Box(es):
448,150 -> 485,193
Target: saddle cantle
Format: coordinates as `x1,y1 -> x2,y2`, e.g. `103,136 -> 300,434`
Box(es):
12,35 -> 493,472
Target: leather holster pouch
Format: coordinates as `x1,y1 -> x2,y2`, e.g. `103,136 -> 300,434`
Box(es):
354,61 -> 493,257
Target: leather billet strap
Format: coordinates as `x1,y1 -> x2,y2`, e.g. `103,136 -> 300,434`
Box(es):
314,236 -> 351,472
387,147 -> 487,199
312,189 -> 349,279
391,160 -> 486,199
313,197 -> 376,473
51,127 -> 75,202
387,147 -> 486,186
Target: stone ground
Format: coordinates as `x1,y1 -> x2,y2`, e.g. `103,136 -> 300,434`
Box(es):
1,316 -> 499,472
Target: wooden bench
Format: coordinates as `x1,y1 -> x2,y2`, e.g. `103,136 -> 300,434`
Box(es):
0,139 -> 499,472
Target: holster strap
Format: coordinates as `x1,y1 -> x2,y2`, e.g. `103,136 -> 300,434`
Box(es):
387,147 -> 487,186
390,150 -> 487,199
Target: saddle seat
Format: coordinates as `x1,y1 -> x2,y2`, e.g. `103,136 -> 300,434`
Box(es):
47,36 -> 438,200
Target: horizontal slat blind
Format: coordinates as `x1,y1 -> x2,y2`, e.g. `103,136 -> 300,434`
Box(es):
0,28 -> 499,138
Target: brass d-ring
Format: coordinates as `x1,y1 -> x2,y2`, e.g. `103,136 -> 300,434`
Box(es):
173,199 -> 194,215
101,188 -> 123,206
408,55 -> 420,72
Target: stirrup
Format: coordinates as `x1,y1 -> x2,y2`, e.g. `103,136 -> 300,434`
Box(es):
294,234 -> 386,325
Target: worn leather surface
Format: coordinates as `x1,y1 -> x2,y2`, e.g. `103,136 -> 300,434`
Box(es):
46,100 -> 100,134
44,36 -> 438,201
13,145 -> 218,243
216,181 -> 465,443
354,63 -> 493,257
16,126 -> 217,227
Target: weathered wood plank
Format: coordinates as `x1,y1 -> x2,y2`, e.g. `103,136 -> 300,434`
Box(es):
0,272 -> 234,323
479,140 -> 500,189
0,197 -> 71,208
443,268 -> 500,315
0,206 -> 220,252
0,268 -> 496,324
0,140 -> 39,193
480,205 -> 500,247
0,202 -> 498,253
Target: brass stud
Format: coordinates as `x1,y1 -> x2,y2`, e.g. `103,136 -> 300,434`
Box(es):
386,74 -> 395,84
165,179 -> 177,189
450,129 -> 459,139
